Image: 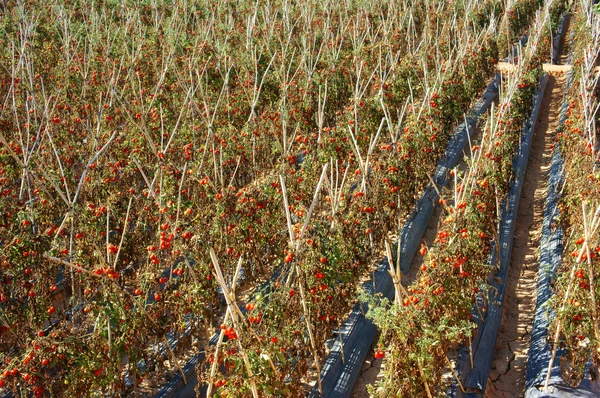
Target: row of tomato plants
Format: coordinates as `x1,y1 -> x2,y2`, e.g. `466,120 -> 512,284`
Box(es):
543,2 -> 600,389
361,3 -> 563,395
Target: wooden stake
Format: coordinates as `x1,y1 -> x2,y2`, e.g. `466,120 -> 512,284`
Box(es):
445,355 -> 465,393
164,335 -> 187,386
209,250 -> 259,398
468,334 -> 474,369
417,360 -> 433,398
337,318 -> 345,365
296,267 -> 323,395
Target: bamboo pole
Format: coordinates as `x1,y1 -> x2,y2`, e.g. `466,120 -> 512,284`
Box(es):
445,355 -> 465,393
164,335 -> 187,386
209,251 -> 259,398
296,267 -> 323,395
417,360 -> 433,398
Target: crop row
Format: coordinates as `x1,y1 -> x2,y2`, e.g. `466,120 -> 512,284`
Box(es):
538,1 -> 600,392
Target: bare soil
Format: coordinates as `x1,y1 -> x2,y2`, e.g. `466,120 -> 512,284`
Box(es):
558,14 -> 572,65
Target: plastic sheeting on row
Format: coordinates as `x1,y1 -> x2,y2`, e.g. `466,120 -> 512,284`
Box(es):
308,75 -> 501,398
459,73 -> 549,397
524,28 -> 600,397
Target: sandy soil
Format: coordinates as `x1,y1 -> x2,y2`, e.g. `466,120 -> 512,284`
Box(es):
485,73 -> 567,398
559,14 -> 572,66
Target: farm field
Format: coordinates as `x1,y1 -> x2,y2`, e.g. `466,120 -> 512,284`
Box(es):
0,0 -> 599,397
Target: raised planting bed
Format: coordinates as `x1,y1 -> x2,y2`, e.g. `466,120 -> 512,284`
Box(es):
459,73 -> 549,396
525,6 -> 600,394
307,75 -> 501,398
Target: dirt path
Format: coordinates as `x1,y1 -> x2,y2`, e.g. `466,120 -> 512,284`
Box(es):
559,14 -> 572,65
485,73 -> 567,398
